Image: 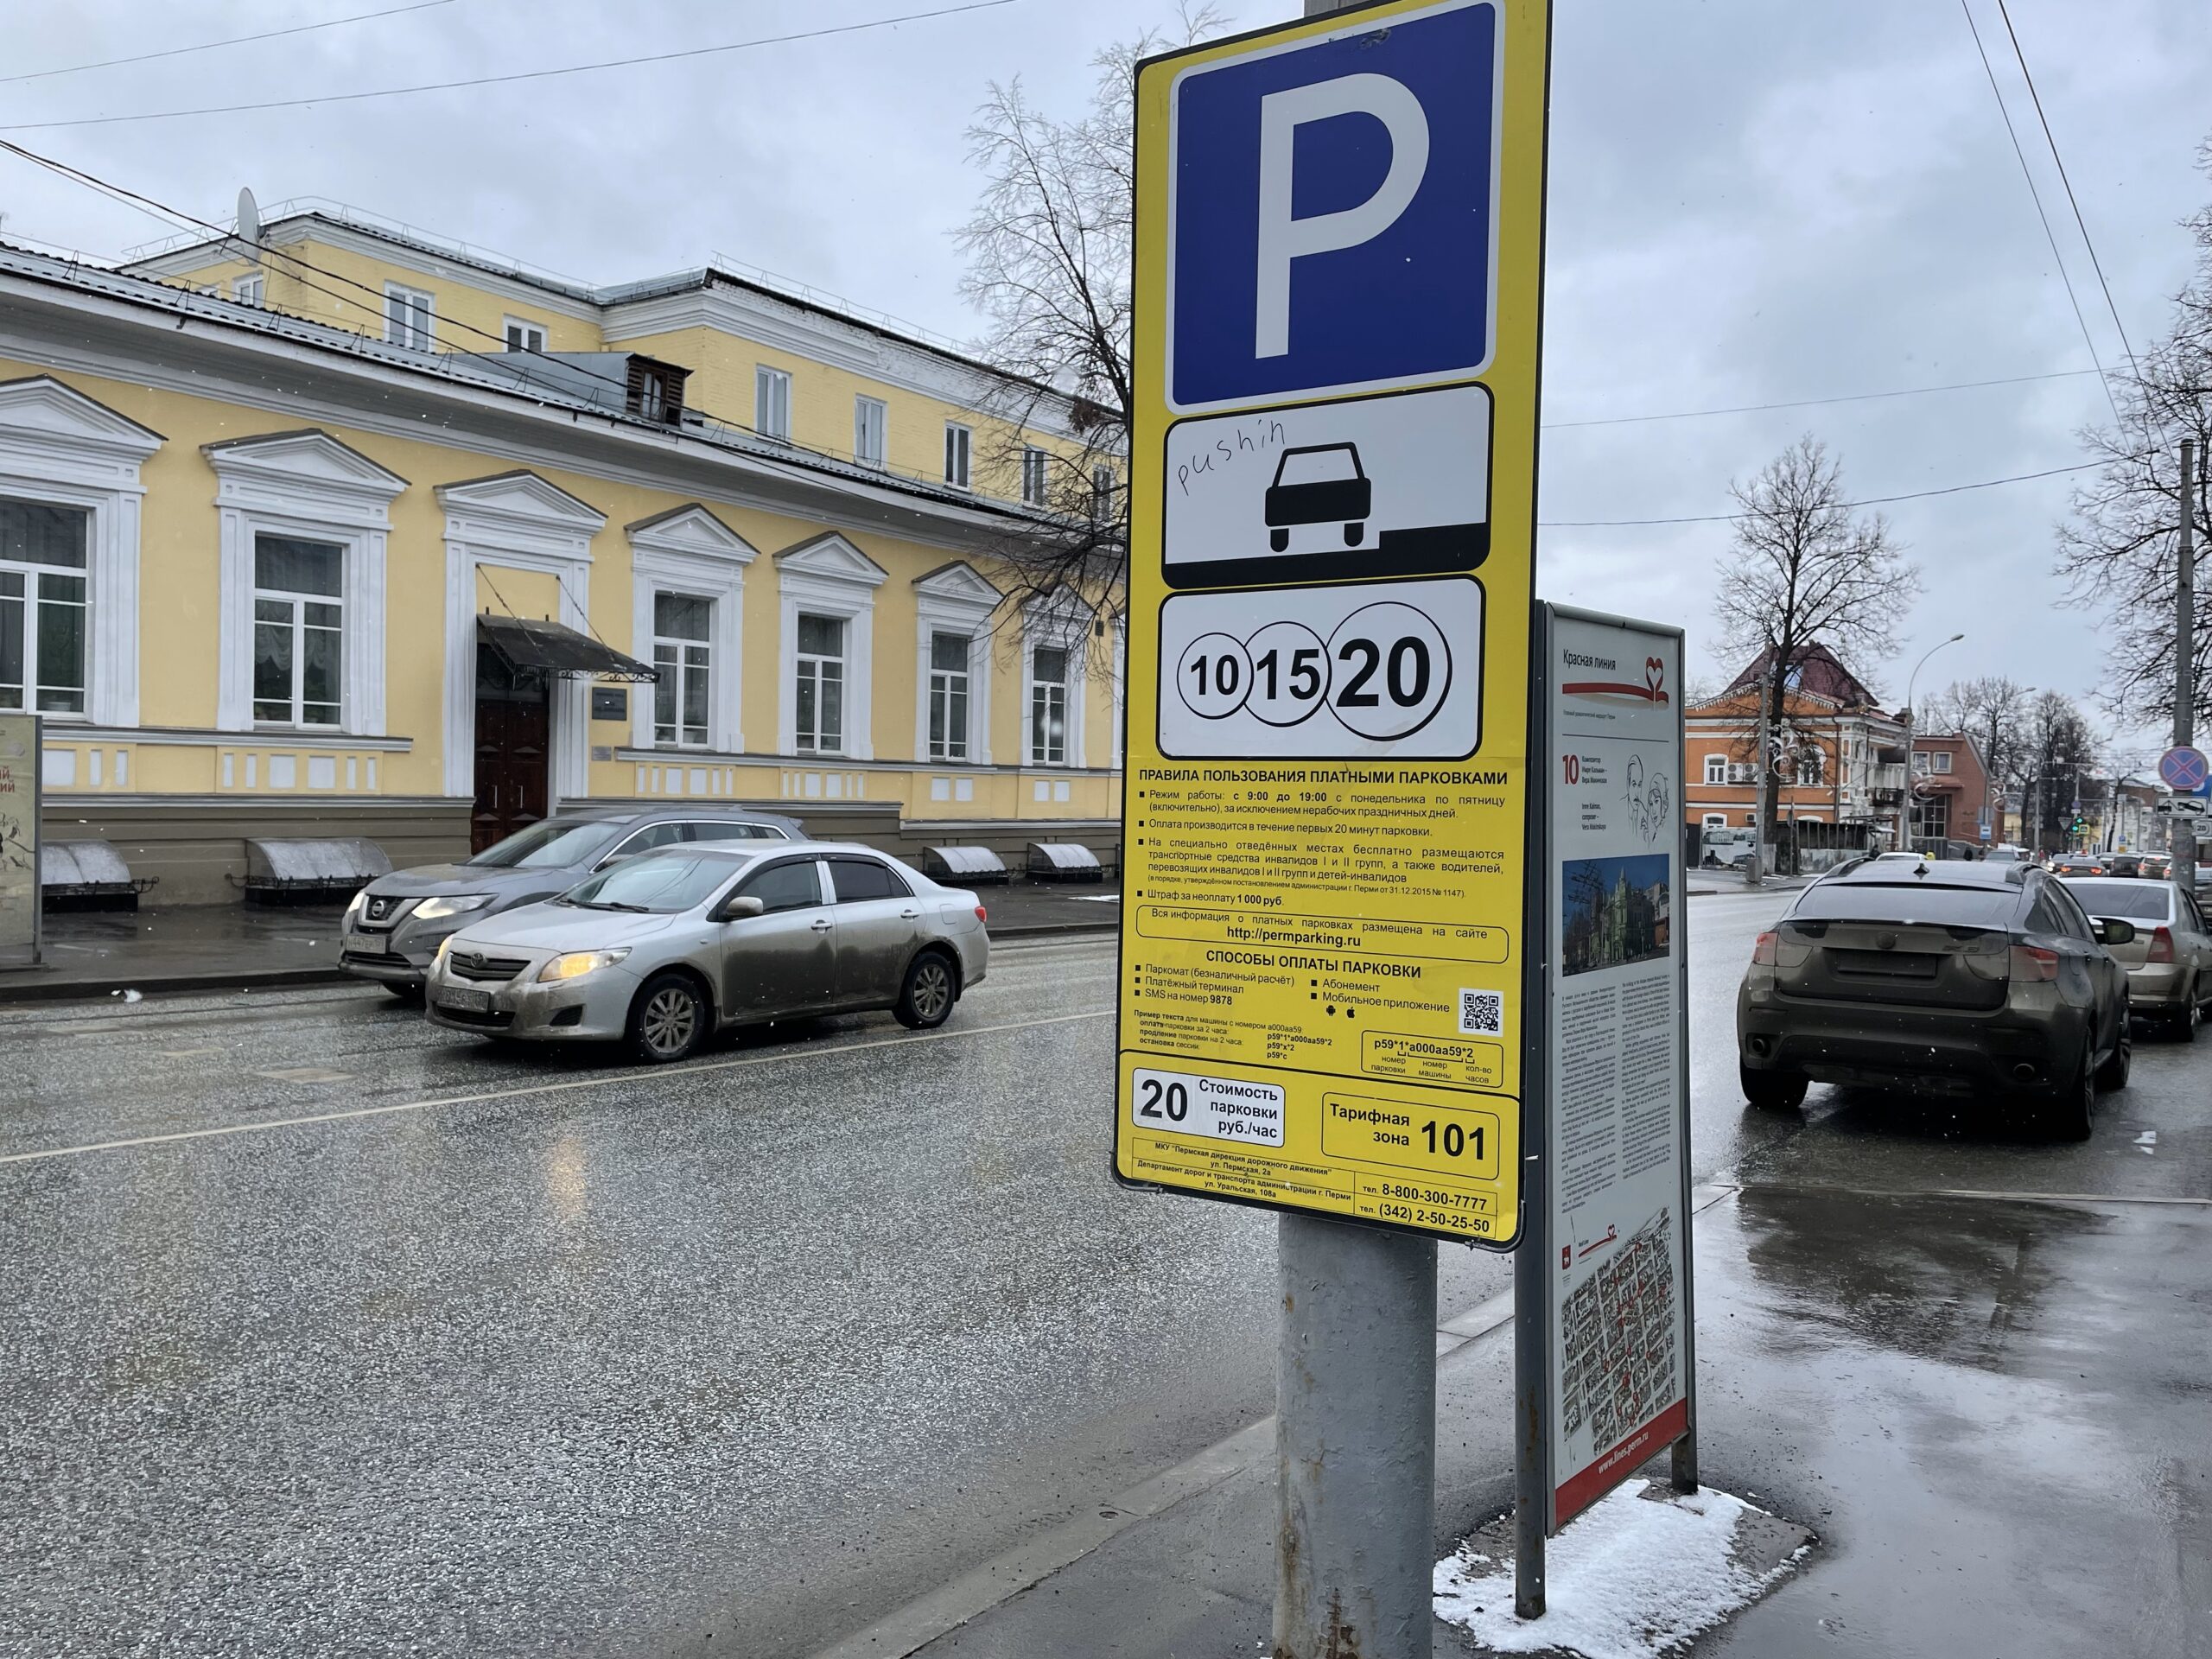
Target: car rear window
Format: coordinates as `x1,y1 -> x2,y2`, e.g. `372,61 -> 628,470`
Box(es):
2059,880 -> 2172,922
1790,883 -> 2020,928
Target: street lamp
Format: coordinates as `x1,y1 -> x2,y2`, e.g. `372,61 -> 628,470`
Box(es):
1902,632 -> 1965,852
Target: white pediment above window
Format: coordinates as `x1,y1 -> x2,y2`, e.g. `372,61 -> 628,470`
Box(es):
1024,584 -> 1095,644
775,531 -> 888,589
0,375 -> 164,487
437,470 -> 607,560
626,503 -> 759,565
913,559 -> 1003,611
203,429 -> 407,526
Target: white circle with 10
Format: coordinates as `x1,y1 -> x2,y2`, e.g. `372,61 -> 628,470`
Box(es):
1176,601 -> 1452,741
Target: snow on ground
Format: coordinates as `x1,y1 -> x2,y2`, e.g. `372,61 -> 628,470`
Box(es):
1433,1484 -> 1809,1658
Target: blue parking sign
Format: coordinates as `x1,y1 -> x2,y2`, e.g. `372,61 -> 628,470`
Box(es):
1166,0 -> 1498,412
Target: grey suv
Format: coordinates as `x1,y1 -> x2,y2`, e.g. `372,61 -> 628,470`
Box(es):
339,807 -> 804,995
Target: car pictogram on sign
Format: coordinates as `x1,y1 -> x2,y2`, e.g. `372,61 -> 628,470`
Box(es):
1265,443 -> 1373,551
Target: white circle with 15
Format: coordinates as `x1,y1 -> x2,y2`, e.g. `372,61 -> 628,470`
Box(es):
1175,631 -> 1253,721
1325,601 -> 1452,741
1241,619 -> 1332,727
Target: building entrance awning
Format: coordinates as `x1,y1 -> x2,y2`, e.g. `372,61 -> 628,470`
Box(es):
477,613 -> 657,682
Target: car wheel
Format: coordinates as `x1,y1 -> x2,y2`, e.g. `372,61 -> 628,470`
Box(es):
1344,521 -> 1363,546
2176,976 -> 2200,1043
894,951 -> 957,1030
1269,527 -> 1290,553
628,972 -> 709,1064
2095,1013 -> 2132,1090
2048,1052 -> 2096,1141
1740,1062 -> 1806,1110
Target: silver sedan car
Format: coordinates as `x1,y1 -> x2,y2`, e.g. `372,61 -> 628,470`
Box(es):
423,842 -> 990,1062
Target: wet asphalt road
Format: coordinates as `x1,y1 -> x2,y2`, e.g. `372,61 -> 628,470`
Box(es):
3,891 -> 2205,1657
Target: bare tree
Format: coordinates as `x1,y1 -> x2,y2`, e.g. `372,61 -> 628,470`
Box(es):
2017,690 -> 2101,852
954,7 -> 1229,653
2056,135 -> 2212,730
1713,435 -> 1921,861
1924,674 -> 2033,804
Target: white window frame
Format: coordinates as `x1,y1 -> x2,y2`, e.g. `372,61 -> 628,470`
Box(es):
912,562 -> 1001,766
792,613 -> 848,755
250,536 -> 346,728
0,378 -> 163,729
944,422 -> 972,490
1701,812 -> 1728,830
775,533 -> 886,760
0,501 -> 91,719
208,430 -> 405,738
1091,463 -> 1117,522
232,273 -> 265,307
855,396 -> 887,468
756,365 -> 793,443
1021,591 -> 1090,770
1932,751 -> 1954,774
1020,445 -> 1049,507
383,283 -> 435,350
1702,753 -> 1727,785
628,505 -> 755,755
503,316 -> 547,353
649,593 -> 715,750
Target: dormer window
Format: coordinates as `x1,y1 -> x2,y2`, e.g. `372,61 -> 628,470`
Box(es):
625,356 -> 689,425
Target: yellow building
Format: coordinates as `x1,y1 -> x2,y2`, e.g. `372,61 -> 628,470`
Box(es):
2,206 -> 1124,900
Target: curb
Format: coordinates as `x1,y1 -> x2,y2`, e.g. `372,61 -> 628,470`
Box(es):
988,919 -> 1121,940
0,966 -> 357,1007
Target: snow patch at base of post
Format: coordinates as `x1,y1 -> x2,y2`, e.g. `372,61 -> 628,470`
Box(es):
1432,1483 -> 1812,1658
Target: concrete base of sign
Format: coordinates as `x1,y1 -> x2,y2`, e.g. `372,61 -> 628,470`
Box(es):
1433,1482 -> 1814,1659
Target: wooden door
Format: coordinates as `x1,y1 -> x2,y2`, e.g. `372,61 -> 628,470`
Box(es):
472,659 -> 550,852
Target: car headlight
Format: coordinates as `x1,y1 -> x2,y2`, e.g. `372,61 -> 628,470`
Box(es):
435,936 -> 454,963
344,890 -> 367,923
414,893 -> 495,922
538,947 -> 631,983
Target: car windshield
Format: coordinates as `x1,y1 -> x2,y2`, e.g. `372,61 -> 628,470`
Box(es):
2060,879 -> 2173,922
1791,883 -> 2020,928
559,853 -> 750,913
1275,447 -> 1357,486
468,819 -> 622,870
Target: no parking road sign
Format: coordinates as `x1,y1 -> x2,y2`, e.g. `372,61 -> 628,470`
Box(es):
2158,745 -> 2209,796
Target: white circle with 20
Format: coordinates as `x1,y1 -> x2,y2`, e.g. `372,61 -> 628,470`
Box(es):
1325,601 -> 1453,741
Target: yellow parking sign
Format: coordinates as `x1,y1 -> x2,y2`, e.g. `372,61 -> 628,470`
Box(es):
1114,0 -> 1552,1246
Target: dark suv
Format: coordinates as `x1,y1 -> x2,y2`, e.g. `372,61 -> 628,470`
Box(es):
340,807 -> 804,995
1737,858 -> 2134,1138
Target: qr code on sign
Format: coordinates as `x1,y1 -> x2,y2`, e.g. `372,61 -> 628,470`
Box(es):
1459,989 -> 1505,1036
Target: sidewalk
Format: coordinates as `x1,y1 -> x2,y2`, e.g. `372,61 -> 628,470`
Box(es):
0,880 -> 1121,1005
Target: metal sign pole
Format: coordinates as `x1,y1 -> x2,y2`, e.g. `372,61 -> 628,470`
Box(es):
1513,601 -> 1554,1619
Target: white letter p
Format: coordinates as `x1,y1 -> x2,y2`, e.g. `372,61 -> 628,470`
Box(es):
1253,73 -> 1431,360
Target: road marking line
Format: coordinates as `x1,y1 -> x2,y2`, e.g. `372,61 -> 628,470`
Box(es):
0,1009 -> 1113,1166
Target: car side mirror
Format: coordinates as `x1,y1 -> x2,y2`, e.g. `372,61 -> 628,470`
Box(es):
717,895 -> 766,923
2094,918 -> 2135,947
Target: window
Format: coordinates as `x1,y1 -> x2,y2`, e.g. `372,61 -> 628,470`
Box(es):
794,613 -> 846,753
608,820 -> 690,860
1912,752 -> 1931,773
504,318 -> 547,353
652,592 -> 712,748
855,396 -> 887,468
251,535 -> 343,726
383,283 -> 435,350
829,855 -> 910,902
1021,446 -> 1049,507
1701,813 -> 1728,830
232,274 -> 264,307
1794,749 -> 1825,785
929,630 -> 971,760
688,820 -> 787,842
1091,464 -> 1117,522
1932,751 -> 1954,774
1030,644 -> 1068,766
756,365 -> 792,442
737,858 -> 825,913
1702,753 -> 1727,785
944,423 -> 972,489
0,497 -> 89,715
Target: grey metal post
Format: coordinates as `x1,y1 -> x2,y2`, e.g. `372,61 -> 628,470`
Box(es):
1268,12 -> 1491,1654
1747,663 -> 1770,884
2175,440 -> 2198,893
1514,601 -> 1554,1619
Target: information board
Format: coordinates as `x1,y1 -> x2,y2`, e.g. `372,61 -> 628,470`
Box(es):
0,714 -> 41,964
1115,0 -> 1553,1246
1538,608 -> 1692,1528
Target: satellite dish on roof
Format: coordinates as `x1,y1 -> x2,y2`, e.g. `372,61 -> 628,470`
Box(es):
235,188 -> 262,264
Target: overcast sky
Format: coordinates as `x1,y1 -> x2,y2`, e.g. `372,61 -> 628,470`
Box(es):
3,0 -> 2206,761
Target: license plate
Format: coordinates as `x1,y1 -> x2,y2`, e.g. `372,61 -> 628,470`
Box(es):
345,932 -> 381,955
436,988 -> 492,1014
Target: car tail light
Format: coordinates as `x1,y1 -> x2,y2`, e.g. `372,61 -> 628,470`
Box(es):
2147,925 -> 2176,964
975,904 -> 988,924
2010,944 -> 2060,982
1751,931 -> 1777,966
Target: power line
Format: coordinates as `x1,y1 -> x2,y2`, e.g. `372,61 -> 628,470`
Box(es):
1541,366 -> 2105,432
0,1 -> 1022,131
1959,0 -> 2121,425
1993,0 -> 2138,370
1540,455 -> 2128,529
0,1 -> 457,86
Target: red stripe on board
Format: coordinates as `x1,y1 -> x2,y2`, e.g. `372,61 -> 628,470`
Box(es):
1554,1397 -> 1690,1527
